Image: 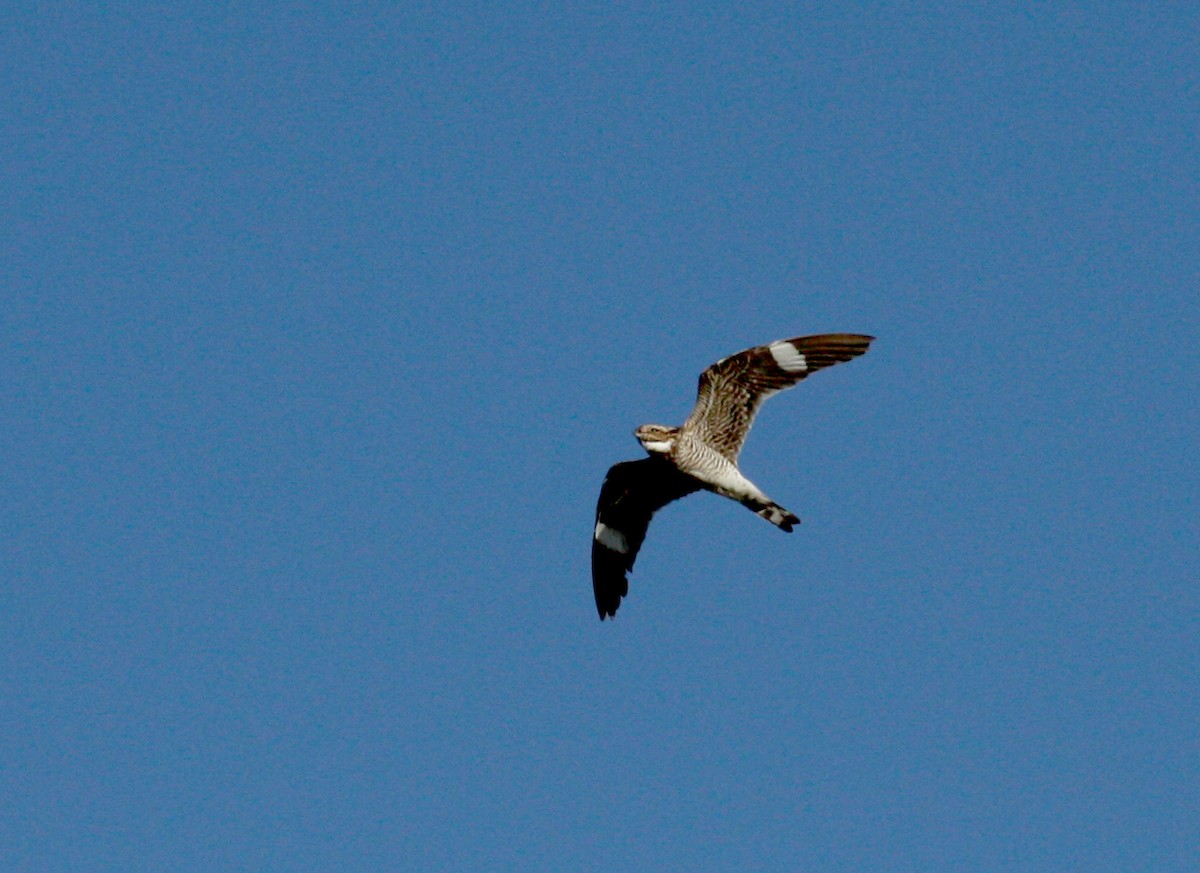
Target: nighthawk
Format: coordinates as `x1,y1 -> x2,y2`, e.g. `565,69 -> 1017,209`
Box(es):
592,333 -> 873,619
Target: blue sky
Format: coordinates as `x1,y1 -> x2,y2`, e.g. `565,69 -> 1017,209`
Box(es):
4,4 -> 1197,870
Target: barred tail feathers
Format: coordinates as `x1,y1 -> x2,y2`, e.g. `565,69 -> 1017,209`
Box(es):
748,499 -> 800,532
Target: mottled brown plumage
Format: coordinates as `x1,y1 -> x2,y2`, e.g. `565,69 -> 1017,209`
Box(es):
592,333 -> 873,619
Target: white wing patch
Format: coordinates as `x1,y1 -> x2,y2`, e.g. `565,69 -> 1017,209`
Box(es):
768,341 -> 808,372
594,521 -> 629,554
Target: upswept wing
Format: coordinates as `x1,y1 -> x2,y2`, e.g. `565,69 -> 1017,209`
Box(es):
592,458 -> 701,619
681,333 -> 874,461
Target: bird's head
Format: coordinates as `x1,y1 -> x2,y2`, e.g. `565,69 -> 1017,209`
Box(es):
635,424 -> 679,455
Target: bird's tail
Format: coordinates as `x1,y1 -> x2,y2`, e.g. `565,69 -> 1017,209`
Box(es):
748,499 -> 800,533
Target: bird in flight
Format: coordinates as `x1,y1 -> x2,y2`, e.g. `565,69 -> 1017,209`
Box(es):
592,333 -> 873,619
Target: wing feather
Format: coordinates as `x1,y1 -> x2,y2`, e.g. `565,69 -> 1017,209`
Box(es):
681,333 -> 873,460
591,458 -> 701,619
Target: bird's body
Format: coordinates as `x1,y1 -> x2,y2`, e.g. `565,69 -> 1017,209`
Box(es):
592,333 -> 873,619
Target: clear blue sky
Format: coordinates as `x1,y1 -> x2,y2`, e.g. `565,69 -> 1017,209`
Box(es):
4,4 -> 1197,871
